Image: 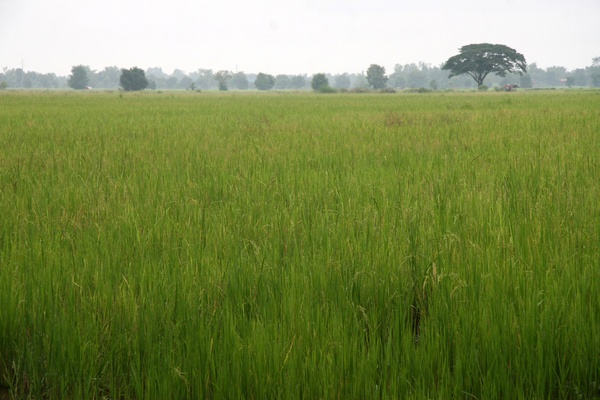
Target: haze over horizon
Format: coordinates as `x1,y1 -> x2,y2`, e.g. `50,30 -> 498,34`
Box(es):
2,0 -> 599,77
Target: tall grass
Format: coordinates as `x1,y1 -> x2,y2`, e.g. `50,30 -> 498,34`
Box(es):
0,90 -> 599,399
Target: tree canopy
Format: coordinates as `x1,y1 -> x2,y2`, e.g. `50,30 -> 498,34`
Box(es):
120,67 -> 148,91
67,65 -> 89,90
214,70 -> 232,91
442,43 -> 527,87
231,72 -> 249,90
366,64 -> 388,89
311,73 -> 330,92
254,73 -> 275,90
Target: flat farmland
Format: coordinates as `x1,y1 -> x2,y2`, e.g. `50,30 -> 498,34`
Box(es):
0,90 -> 599,399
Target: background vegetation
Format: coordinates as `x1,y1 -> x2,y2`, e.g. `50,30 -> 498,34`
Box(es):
0,90 -> 599,399
1,57 -> 600,90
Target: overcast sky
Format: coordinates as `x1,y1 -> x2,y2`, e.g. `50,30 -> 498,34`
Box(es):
1,0 -> 599,76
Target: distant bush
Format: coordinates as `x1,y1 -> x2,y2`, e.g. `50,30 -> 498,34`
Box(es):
403,87 -> 431,93
478,85 -> 489,92
0,81 -> 8,90
349,88 -> 370,93
380,88 -> 396,93
318,85 -> 337,93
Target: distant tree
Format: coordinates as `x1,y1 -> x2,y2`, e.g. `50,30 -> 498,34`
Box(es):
231,72 -> 249,90
195,69 -> 216,90
179,76 -> 194,90
519,74 -> 532,88
353,74 -> 370,89
388,65 -> 406,88
274,74 -> 291,90
166,76 -> 178,89
366,64 -> 388,89
544,66 -> 567,87
68,65 -> 90,90
289,75 -> 306,90
146,67 -> 167,79
120,67 -> 148,91
96,66 -> 121,88
214,70 -> 232,91
405,64 -> 427,88
254,73 -> 275,90
565,76 -> 575,88
571,69 -> 587,86
311,73 -> 330,91
171,69 -> 187,80
429,79 -> 438,91
0,81 -> 7,90
333,73 -> 351,89
442,43 -> 527,87
591,58 -> 600,88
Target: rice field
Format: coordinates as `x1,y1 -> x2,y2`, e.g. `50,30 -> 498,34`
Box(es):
0,90 -> 599,399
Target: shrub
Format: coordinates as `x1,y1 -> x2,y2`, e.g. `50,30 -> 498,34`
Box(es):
478,85 -> 489,92
317,85 -> 336,93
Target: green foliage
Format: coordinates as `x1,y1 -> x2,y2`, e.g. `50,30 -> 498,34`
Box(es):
310,73 -> 329,91
214,70 -> 232,91
519,74 -> 532,88
231,72 -> 249,90
254,72 -> 275,90
442,43 -> 527,86
289,75 -> 306,90
592,72 -> 600,87
274,74 -> 291,90
366,64 -> 388,89
67,65 -> 90,90
333,73 -> 351,89
0,81 -> 7,90
565,76 -> 575,88
119,67 -> 148,91
478,84 -> 489,91
1,92 -> 599,399
317,85 -> 336,93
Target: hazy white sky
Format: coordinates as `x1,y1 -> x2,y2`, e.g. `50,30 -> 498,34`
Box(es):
1,0 -> 598,76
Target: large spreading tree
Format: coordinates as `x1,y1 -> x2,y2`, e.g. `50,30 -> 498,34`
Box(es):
120,67 -> 148,91
442,43 -> 527,87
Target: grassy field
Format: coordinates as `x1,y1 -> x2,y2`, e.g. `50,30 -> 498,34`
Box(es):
0,90 -> 599,399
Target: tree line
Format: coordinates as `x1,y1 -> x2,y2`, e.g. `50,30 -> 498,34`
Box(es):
2,56 -> 599,91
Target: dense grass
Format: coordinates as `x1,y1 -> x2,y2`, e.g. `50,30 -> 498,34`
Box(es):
0,90 -> 599,399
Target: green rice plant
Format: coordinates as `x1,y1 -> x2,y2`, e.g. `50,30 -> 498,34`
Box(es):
0,90 -> 599,399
